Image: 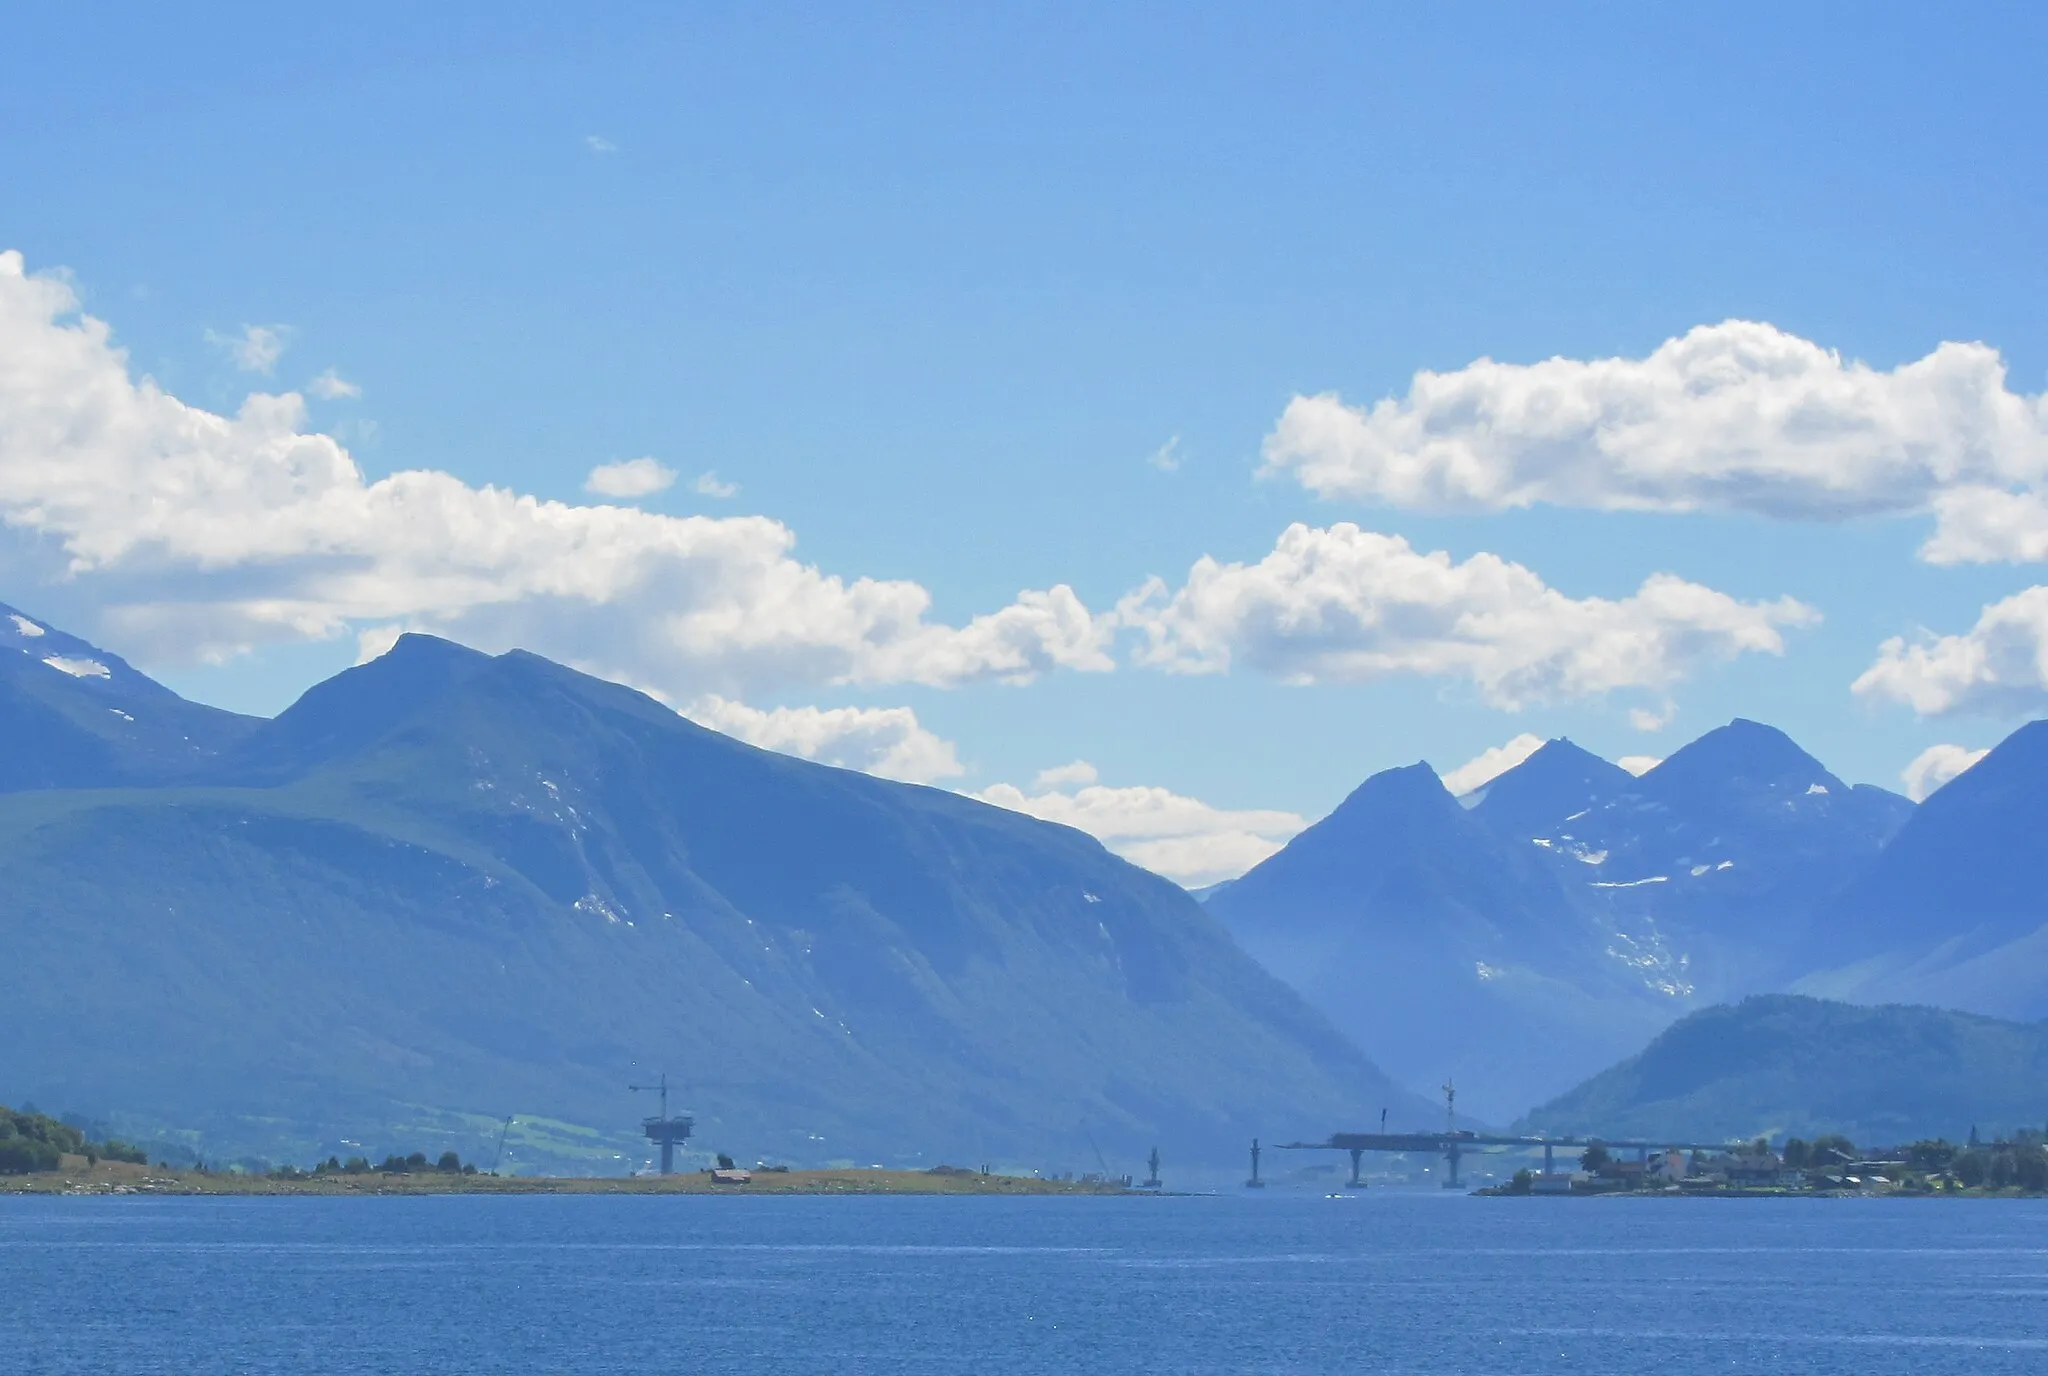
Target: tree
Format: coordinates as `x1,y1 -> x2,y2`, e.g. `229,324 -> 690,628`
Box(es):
1905,1140 -> 1956,1171
716,1153 -> 737,1171
1990,1152 -> 2018,1190
435,1151 -> 462,1173
0,1138 -> 60,1174
1954,1151 -> 1988,1188
2015,1147 -> 2048,1194
1508,1169 -> 1533,1195
1782,1138 -> 1810,1169
1579,1144 -> 1610,1173
1810,1134 -> 1856,1163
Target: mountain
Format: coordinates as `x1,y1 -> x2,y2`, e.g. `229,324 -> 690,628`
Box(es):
1510,721 -> 1913,995
1211,724 -> 1917,1123
1522,994 -> 2048,1146
0,616 -> 1430,1171
1205,761 -> 1675,1122
1796,720 -> 2048,1019
1465,738 -> 1634,842
0,602 -> 258,790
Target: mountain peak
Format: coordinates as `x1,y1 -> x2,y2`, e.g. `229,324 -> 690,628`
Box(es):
259,633 -> 495,771
1469,738 -> 1635,838
0,601 -> 180,703
0,600 -> 262,791
1638,718 -> 1840,800
1330,759 -> 1451,813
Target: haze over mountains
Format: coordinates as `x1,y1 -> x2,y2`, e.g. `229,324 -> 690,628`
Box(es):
0,603 -> 1425,1171
13,593 -> 2048,1163
1524,995 -> 2048,1146
1205,717 -> 2035,1123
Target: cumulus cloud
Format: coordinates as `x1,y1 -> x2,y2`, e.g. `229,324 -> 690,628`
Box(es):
207,323 -> 289,375
1919,487 -> 2048,564
1033,760 -> 1100,789
306,368 -> 361,400
973,765 -> 1305,888
1901,743 -> 1989,802
0,250 -> 1113,699
683,695 -> 963,784
1117,523 -> 1815,709
1617,755 -> 1661,776
1628,703 -> 1673,732
1852,587 -> 2048,716
1441,733 -> 1545,797
1146,436 -> 1182,473
585,135 -> 618,154
1262,321 -> 2048,537
584,457 -> 677,499
693,470 -> 739,499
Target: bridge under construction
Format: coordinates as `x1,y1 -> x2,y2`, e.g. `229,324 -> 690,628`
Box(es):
1281,1131 -> 1739,1188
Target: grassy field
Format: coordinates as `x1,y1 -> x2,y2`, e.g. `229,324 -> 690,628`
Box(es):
2,1157 -> 1134,1197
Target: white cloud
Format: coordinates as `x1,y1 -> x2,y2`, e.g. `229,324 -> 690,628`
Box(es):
1441,733 -> 1545,797
1033,760 -> 1099,789
1919,487 -> 2048,564
693,470 -> 739,499
1852,586 -> 2048,716
0,250 -> 1113,699
1901,743 -> 1989,802
206,323 -> 289,375
355,624 -> 407,663
683,695 -> 963,784
1146,436 -> 1182,473
1617,755 -> 1661,776
585,135 -> 618,154
584,457 -> 677,499
973,768 -> 1306,889
1117,523 -> 1815,709
1261,321 -> 2048,528
306,368 -> 360,400
1628,703 -> 1673,732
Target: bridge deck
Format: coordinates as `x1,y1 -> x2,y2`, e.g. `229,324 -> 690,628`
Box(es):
1284,1133 -> 1736,1154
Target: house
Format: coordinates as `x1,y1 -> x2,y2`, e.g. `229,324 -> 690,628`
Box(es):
1722,1152 -> 1786,1187
1530,1172 -> 1588,1195
1645,1149 -> 1687,1183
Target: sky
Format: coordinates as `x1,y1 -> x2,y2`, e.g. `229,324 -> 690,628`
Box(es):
3,3 -> 2046,885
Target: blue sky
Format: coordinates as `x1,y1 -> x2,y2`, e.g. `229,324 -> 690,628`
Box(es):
4,3 -> 2046,882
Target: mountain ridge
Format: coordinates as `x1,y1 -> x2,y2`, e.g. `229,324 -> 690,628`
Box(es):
1522,994 -> 2048,1145
0,613 -> 1429,1171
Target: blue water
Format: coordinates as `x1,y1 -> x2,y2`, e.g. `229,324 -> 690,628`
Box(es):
6,1191 -> 2048,1373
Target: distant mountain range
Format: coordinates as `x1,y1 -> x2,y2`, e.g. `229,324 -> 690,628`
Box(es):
0,603 -> 1428,1171
1522,994 -> 2048,1146
1209,719 -> 1968,1121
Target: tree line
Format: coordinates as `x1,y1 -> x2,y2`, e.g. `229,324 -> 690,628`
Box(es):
0,1104 -> 148,1174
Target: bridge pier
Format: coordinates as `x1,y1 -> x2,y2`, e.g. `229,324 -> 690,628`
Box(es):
1347,1147 -> 1363,1187
1543,1142 -> 1554,1173
1443,1140 -> 1461,1189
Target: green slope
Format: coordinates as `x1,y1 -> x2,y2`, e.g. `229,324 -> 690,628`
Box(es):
1521,994 -> 2048,1145
1,634 -> 1425,1171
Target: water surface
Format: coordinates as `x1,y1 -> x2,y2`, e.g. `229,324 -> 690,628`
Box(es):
6,1190 -> 2046,1372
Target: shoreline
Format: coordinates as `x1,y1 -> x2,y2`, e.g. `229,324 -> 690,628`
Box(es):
2,1160 -> 1138,1198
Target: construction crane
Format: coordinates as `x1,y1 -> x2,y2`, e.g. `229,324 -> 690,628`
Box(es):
631,1071 -> 696,1175
491,1116 -> 515,1174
